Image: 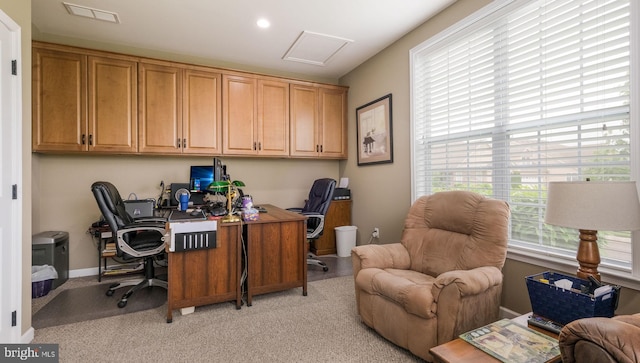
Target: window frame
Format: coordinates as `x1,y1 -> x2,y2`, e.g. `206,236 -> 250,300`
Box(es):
409,0 -> 640,290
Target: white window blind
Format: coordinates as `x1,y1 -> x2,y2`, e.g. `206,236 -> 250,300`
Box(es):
411,0 -> 633,272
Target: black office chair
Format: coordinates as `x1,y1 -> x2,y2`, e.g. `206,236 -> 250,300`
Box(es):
91,181 -> 168,308
288,178 -> 336,272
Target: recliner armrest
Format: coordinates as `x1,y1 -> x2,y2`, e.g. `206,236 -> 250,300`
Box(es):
351,243 -> 411,270
559,314 -> 640,363
432,266 -> 503,299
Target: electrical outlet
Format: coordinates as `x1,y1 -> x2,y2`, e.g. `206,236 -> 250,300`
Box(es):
372,227 -> 380,238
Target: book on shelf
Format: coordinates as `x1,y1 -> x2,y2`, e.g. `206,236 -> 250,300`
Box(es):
459,318 -> 560,363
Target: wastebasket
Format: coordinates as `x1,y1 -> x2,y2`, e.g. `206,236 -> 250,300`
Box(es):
32,231 -> 69,289
335,226 -> 357,257
31,265 -> 58,298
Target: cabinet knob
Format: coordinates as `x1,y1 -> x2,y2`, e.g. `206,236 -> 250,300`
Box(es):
258,142 -> 262,151
253,141 -> 257,150
81,134 -> 86,145
183,138 -> 186,149
177,138 -> 181,148
89,134 -> 93,146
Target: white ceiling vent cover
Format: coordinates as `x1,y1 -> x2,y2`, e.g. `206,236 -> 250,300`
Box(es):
63,2 -> 120,23
283,31 -> 353,66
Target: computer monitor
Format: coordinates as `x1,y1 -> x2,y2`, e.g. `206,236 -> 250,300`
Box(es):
189,166 -> 214,192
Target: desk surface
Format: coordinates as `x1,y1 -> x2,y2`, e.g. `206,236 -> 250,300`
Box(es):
246,204 -> 307,223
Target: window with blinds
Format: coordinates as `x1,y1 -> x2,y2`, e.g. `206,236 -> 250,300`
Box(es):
411,0 -> 633,272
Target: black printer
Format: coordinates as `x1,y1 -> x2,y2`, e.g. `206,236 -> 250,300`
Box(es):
332,188 -> 351,200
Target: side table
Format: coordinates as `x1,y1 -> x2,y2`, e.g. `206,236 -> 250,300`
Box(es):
429,313 -> 561,363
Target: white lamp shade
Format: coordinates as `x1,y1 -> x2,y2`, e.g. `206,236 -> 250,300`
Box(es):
545,181 -> 640,231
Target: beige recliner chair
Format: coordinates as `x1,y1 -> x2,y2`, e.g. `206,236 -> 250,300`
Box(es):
351,191 -> 510,361
559,313 -> 640,363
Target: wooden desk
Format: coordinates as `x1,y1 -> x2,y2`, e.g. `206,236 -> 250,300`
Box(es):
166,221 -> 242,323
430,313 -> 560,363
243,204 -> 307,306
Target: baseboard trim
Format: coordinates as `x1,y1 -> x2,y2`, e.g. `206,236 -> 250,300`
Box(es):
500,306 -> 521,319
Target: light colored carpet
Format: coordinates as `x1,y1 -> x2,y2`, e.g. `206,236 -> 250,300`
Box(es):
31,276 -> 423,362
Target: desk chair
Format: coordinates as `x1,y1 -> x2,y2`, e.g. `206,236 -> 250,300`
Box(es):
91,181 -> 168,308
288,178 -> 336,272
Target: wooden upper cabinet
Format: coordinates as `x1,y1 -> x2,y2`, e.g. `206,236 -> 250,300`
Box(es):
223,74 -> 289,156
257,78 -> 289,156
138,62 -> 182,153
223,74 -> 256,155
32,42 -> 346,159
33,45 -> 137,153
290,83 -> 348,159
318,86 -> 348,158
182,69 -> 222,154
33,47 -> 87,152
290,83 -> 318,157
139,62 -> 222,155
88,55 -> 138,153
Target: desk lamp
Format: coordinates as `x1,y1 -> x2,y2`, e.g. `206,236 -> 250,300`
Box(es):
544,181 -> 640,281
207,180 -> 245,223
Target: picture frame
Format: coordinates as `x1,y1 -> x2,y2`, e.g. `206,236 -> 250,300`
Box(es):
356,93 -> 393,166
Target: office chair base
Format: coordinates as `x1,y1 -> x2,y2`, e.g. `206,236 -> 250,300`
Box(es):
106,277 -> 168,308
307,256 -> 329,272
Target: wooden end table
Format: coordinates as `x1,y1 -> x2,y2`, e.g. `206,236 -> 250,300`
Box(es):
429,313 -> 561,363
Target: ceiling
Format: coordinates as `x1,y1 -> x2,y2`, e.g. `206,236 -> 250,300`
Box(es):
31,0 -> 456,80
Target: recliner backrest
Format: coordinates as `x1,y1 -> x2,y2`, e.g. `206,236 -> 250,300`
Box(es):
401,190 -> 510,276
301,178 -> 336,216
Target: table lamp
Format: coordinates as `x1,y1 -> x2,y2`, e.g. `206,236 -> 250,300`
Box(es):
207,180 -> 245,223
544,181 -> 640,281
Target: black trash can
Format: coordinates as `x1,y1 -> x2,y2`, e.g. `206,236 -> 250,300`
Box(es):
32,231 -> 69,289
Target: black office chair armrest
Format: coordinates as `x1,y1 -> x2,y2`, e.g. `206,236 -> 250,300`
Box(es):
302,213 -> 325,239
123,221 -> 166,229
116,225 -> 167,258
133,216 -> 167,223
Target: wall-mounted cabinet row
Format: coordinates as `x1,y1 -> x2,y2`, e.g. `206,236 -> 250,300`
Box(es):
32,42 -> 348,159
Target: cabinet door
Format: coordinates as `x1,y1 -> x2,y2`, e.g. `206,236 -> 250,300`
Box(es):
318,86 -> 348,159
223,75 -> 257,155
88,55 -> 137,153
138,62 -> 182,153
289,83 -> 318,157
32,48 -> 87,152
183,69 -> 222,154
257,79 -> 289,156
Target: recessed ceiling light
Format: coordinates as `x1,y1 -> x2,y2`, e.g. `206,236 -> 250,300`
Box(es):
63,2 -> 120,23
257,18 -> 270,29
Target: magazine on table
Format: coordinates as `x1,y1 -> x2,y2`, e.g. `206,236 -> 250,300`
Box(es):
459,318 -> 560,363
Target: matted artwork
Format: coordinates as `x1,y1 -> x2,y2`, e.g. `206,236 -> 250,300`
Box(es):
356,93 -> 393,166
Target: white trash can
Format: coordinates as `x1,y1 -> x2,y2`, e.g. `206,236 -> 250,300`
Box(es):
335,226 -> 357,257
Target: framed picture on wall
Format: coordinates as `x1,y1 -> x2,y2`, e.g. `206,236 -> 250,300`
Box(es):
356,93 -> 393,166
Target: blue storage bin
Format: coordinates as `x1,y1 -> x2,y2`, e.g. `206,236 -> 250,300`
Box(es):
525,271 -> 618,326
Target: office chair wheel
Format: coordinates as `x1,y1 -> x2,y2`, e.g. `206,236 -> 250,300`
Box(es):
106,282 -> 120,296
323,266 -> 329,272
117,300 -> 127,308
